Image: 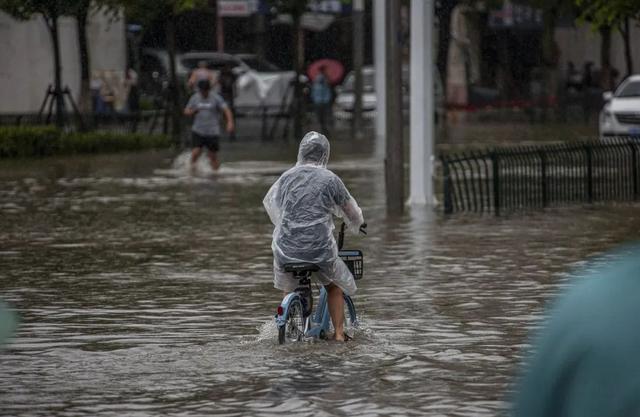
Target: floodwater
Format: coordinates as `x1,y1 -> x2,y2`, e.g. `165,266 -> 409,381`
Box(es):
1,138 -> 639,416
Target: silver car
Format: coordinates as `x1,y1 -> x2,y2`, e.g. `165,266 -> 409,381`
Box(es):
334,66 -> 445,122
599,75 -> 640,137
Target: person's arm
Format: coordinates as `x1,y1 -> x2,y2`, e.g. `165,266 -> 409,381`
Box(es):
340,198 -> 364,232
331,176 -> 364,232
263,179 -> 282,226
184,95 -> 198,116
217,95 -> 234,132
187,71 -> 196,88
223,106 -> 235,133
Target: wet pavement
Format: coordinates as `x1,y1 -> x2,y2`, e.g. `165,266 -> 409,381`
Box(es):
1,138 -> 639,416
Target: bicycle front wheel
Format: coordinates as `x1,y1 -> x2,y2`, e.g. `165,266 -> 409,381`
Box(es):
278,298 -> 305,344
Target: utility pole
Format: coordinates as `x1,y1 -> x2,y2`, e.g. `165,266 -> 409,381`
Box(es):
293,14 -> 304,140
373,0 -> 386,155
385,0 -> 404,215
408,0 -> 435,205
216,6 -> 224,52
352,0 -> 364,139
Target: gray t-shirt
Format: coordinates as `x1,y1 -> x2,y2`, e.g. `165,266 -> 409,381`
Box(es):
186,92 -> 228,136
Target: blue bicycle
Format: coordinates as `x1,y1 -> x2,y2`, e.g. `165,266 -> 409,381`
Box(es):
275,222 -> 366,344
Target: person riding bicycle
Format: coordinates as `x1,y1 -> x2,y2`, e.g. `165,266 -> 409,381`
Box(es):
263,131 -> 364,342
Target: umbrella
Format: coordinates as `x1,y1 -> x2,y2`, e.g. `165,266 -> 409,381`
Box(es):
307,59 -> 345,85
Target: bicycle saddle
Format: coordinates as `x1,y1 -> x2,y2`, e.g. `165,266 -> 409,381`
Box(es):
283,263 -> 320,273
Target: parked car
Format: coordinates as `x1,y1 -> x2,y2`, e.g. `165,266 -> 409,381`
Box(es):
334,66 -> 378,113
139,49 -> 297,113
334,66 -> 445,123
599,75 -> 640,137
180,51 -> 248,77
234,54 -> 282,73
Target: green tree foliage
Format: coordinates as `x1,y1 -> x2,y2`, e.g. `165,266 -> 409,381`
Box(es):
266,0 -> 309,17
0,0 -> 75,21
576,0 -> 639,75
576,0 -> 640,27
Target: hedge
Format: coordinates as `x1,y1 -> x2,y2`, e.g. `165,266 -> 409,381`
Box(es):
0,126 -> 171,158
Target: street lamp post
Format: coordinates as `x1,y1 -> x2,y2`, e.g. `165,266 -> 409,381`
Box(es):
408,0 -> 435,206
373,0 -> 386,154
352,0 -> 364,139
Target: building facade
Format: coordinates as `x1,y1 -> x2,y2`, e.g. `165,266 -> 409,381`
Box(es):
0,10 -> 126,113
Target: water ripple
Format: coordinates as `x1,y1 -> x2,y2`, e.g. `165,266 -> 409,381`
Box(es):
1,151 -> 640,416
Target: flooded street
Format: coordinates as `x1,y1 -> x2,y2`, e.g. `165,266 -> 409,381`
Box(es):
1,139 -> 640,416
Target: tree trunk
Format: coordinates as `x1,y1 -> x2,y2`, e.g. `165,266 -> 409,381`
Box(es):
436,0 -> 458,93
600,26 -> 612,90
621,18 -> 633,77
77,3 -> 92,114
255,13 -> 266,62
46,14 -> 66,128
541,7 -> 558,106
166,16 -> 182,143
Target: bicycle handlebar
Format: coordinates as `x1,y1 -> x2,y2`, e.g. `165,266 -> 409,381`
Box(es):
338,222 -> 367,250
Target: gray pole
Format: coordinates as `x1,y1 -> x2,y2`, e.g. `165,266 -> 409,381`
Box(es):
352,0 -> 364,139
385,0 -> 404,215
408,0 -> 435,205
373,0 -> 386,156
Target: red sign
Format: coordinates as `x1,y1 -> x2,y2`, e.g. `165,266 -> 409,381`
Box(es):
218,0 -> 253,17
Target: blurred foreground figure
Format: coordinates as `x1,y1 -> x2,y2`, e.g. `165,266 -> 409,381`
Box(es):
512,244 -> 640,417
0,300 -> 17,347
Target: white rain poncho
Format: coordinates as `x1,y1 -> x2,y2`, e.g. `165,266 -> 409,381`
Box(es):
263,131 -> 364,295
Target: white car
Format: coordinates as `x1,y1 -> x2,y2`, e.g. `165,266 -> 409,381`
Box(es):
140,49 -> 298,114
334,66 -> 444,122
599,75 -> 640,137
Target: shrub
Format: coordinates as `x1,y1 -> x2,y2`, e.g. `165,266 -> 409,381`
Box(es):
0,126 -> 171,158
0,125 -> 60,157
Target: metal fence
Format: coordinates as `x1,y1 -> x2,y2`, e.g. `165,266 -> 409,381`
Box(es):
441,138 -> 640,215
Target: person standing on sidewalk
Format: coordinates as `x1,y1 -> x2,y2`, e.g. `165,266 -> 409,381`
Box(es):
311,65 -> 333,134
184,79 -> 234,172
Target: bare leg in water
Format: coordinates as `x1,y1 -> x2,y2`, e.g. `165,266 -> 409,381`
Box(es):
190,147 -> 202,172
326,283 -> 345,341
207,150 -> 220,171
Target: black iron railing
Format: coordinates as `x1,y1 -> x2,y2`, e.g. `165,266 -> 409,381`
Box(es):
441,138 -> 640,215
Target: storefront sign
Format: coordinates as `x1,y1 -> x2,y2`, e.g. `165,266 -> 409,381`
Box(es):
489,1 -> 543,29
217,0 -> 257,17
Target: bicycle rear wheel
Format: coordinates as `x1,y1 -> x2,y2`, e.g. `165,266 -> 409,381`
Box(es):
278,299 -> 305,344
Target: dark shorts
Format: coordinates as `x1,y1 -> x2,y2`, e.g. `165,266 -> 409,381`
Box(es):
192,132 -> 220,152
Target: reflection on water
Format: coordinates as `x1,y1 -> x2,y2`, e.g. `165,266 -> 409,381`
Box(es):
1,144 -> 640,416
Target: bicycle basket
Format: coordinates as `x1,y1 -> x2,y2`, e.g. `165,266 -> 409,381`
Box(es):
339,250 -> 363,280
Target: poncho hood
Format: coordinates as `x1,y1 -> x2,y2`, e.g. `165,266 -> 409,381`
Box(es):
296,131 -> 330,168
